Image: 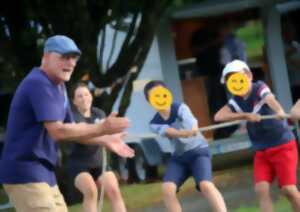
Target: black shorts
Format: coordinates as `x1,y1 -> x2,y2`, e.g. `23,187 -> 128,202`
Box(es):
68,165 -> 103,181
66,165 -> 104,204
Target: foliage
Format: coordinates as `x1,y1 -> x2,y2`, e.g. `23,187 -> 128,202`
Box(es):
172,0 -> 205,8
235,20 -> 264,63
0,0 -> 172,114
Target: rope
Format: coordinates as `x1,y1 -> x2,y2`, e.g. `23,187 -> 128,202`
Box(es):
126,114 -> 291,140
98,147 -> 107,212
97,66 -> 137,212
94,118 -> 107,212
198,114 -> 290,132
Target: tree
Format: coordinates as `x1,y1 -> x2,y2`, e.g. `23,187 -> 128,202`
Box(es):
0,0 -> 175,115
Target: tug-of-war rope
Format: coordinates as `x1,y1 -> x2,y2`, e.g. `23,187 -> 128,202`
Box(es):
126,114 -> 292,140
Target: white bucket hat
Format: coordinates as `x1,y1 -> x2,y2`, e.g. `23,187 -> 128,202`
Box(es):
220,60 -> 250,84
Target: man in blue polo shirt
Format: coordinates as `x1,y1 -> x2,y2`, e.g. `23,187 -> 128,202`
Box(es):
215,60 -> 300,212
0,35 -> 134,212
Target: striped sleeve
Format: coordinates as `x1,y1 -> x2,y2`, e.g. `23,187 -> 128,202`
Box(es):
228,98 -> 242,113
256,81 -> 272,99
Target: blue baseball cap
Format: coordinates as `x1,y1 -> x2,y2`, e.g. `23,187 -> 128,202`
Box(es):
44,35 -> 81,56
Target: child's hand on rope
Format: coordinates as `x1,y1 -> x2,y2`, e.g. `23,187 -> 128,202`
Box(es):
276,110 -> 287,120
181,129 -> 197,138
191,126 -> 198,136
244,113 -> 262,122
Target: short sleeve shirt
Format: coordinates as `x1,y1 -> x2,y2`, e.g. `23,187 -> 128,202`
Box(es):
68,107 -> 106,168
149,102 -> 208,155
227,81 -> 294,150
0,68 -> 73,186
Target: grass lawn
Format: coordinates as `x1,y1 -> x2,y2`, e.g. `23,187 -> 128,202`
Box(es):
235,197 -> 291,212
0,188 -> 14,212
68,178 -> 195,211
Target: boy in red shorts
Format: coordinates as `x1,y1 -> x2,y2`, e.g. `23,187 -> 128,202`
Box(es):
215,60 -> 300,212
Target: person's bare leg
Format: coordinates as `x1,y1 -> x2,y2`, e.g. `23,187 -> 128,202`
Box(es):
199,181 -> 227,212
74,172 -> 98,212
162,182 -> 181,212
97,171 -> 126,212
255,182 -> 273,212
281,185 -> 300,211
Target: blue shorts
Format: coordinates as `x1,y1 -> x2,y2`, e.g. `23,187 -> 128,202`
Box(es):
163,146 -> 212,191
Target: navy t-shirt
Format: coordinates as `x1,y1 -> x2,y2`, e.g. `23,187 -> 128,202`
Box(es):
228,81 -> 294,151
68,107 -> 105,168
0,68 -> 73,186
150,102 -> 208,155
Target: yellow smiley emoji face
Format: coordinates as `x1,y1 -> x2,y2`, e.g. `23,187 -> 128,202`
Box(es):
226,72 -> 250,96
149,86 -> 173,110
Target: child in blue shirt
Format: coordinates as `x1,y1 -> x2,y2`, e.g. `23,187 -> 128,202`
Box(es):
144,80 -> 227,212
215,60 -> 300,212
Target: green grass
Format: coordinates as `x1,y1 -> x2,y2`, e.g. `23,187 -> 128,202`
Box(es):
0,188 -> 14,212
234,197 -> 291,212
68,165 -> 194,211
69,178 -> 195,211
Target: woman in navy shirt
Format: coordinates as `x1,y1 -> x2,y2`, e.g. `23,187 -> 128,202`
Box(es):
68,83 -> 127,212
